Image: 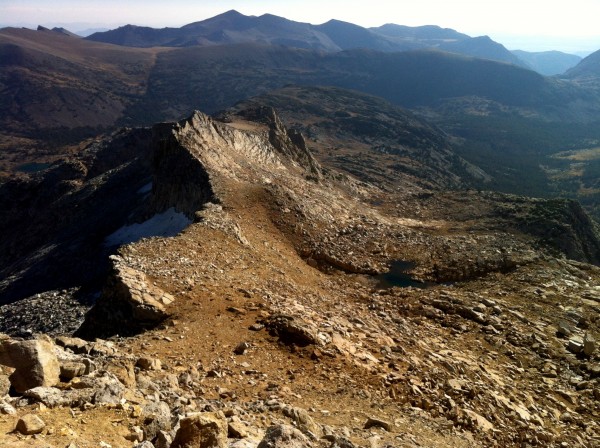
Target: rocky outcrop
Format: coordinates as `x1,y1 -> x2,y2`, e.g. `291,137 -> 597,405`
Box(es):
264,314 -> 320,347
225,106 -> 322,179
171,411 -> 228,448
0,335 -> 60,393
76,255 -> 174,339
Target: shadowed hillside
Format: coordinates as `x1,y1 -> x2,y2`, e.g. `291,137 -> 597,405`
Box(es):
223,85 -> 489,191
512,50 -> 581,76
564,48 -> 600,86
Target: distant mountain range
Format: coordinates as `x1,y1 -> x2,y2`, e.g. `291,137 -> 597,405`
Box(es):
86,10 -> 532,69
3,26 -> 596,141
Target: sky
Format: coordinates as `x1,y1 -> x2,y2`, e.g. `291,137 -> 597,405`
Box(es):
2,0 -> 600,54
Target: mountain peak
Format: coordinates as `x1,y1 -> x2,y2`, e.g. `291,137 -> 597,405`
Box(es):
320,18 -> 357,27
215,9 -> 245,18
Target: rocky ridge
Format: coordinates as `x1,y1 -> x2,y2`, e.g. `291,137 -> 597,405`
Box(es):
0,108 -> 599,447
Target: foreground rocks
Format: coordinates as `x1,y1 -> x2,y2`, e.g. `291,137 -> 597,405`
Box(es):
0,335 -> 59,393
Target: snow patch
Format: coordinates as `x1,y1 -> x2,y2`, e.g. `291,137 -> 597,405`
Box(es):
104,207 -> 192,247
137,182 -> 153,194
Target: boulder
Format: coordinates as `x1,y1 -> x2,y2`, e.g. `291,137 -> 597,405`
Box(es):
76,256 -> 174,338
257,425 -> 312,448
24,373 -> 125,407
568,339 -> 584,354
0,400 -> 16,415
282,405 -> 322,438
16,414 -> 46,435
60,361 -> 87,380
363,417 -> 392,432
55,336 -> 89,354
133,442 -> 155,448
583,332 -> 596,357
557,321 -> 573,338
90,373 -> 126,405
171,411 -> 227,448
142,401 -> 172,441
228,421 -> 249,439
137,357 -> 162,371
264,315 -> 319,347
463,409 -> 494,432
0,336 -> 60,393
67,372 -> 126,405
24,387 -> 67,407
155,430 -> 173,448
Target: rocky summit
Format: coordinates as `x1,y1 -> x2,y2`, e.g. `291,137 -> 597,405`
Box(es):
0,106 -> 599,448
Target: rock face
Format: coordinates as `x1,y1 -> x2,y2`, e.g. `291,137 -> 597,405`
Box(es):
171,411 -> 228,448
151,121 -> 217,217
0,336 -> 60,393
76,256 -> 174,339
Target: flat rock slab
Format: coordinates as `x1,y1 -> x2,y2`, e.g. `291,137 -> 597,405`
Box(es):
76,256 -> 174,338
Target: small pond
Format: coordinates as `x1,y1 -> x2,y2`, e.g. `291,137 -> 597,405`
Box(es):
374,260 -> 435,289
16,162 -> 52,173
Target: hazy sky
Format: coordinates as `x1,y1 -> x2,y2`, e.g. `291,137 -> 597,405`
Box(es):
2,0 -> 600,54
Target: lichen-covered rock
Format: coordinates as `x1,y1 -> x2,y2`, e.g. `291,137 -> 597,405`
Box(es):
142,401 -> 172,441
257,425 -> 313,448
